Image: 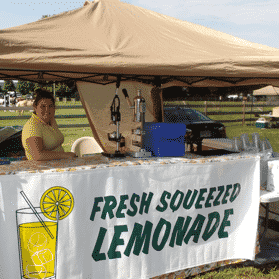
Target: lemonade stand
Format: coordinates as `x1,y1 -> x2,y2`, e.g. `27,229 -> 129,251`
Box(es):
1,0 -> 279,278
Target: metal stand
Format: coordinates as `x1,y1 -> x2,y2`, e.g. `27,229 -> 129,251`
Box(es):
102,78 -> 126,158
259,203 -> 279,242
129,150 -> 151,158
129,89 -> 151,158
260,203 -> 270,242
102,150 -> 125,158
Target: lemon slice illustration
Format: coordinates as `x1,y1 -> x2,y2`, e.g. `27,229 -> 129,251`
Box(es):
40,186 -> 74,220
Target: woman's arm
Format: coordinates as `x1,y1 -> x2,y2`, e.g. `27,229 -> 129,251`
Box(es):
26,136 -> 77,161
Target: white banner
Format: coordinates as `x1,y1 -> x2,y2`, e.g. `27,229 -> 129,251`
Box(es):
0,156 -> 260,279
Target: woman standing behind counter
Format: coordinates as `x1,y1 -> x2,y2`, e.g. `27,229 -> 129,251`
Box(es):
22,89 -> 77,161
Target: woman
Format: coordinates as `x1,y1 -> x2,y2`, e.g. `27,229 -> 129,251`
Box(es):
22,89 -> 77,161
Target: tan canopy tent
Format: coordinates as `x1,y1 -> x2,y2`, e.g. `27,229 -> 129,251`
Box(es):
2,0 -> 279,86
253,85 -> 279,107
254,85 -> 279,96
2,0 -> 279,152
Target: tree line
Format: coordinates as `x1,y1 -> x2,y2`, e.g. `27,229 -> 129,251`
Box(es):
0,80 -> 79,99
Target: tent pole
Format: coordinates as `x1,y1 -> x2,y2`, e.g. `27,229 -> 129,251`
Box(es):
250,90 -> 254,126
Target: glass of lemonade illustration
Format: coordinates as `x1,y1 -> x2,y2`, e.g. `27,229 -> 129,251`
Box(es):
16,207 -> 58,279
17,186 -> 74,279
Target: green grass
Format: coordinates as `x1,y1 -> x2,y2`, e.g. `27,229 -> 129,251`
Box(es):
61,127 -> 93,151
190,264 -> 279,278
2,100 -> 279,152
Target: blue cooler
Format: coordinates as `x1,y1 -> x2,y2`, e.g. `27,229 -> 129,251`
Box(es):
142,122 -> 186,157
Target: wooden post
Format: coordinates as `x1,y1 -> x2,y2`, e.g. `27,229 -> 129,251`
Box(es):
218,96 -> 222,111
53,82 -> 56,99
204,101 -> 207,116
242,97 -> 247,126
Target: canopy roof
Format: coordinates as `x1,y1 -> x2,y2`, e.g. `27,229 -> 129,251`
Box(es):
1,0 -> 279,88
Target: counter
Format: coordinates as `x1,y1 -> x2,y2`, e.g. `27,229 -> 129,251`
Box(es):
0,152 -> 261,278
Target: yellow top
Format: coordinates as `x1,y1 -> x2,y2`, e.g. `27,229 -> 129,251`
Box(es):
22,113 -> 64,160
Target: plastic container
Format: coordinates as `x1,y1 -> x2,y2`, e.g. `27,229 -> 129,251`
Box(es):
0,159 -> 10,165
142,122 -> 186,157
0,156 -> 25,162
255,118 -> 269,128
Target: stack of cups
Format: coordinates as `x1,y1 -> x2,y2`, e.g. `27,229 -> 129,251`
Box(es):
233,137 -> 242,152
252,132 -> 260,153
232,134 -> 273,154
240,133 -> 252,151
262,137 -> 273,152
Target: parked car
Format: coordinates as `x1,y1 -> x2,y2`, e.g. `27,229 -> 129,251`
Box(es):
164,106 -> 226,152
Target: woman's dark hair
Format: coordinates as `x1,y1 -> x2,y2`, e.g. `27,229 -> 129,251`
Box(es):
33,88 -> 55,107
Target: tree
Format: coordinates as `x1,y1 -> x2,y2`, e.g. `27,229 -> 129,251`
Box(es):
64,80 -> 79,99
34,83 -> 40,91
55,83 -> 71,98
16,80 -> 28,95
16,80 -> 37,95
3,80 -> 15,93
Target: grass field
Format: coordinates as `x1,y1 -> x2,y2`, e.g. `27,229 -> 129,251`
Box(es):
190,263 -> 279,278
2,100 -> 278,153
2,101 -> 279,277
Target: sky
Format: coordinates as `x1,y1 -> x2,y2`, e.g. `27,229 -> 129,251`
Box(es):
0,0 -> 279,49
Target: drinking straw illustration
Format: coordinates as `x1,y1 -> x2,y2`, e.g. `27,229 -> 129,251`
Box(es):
20,191 -> 54,239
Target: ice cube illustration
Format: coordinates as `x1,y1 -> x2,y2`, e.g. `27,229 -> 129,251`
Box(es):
31,248 -> 54,265
39,248 -> 54,264
25,264 -> 47,278
28,232 -> 48,251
